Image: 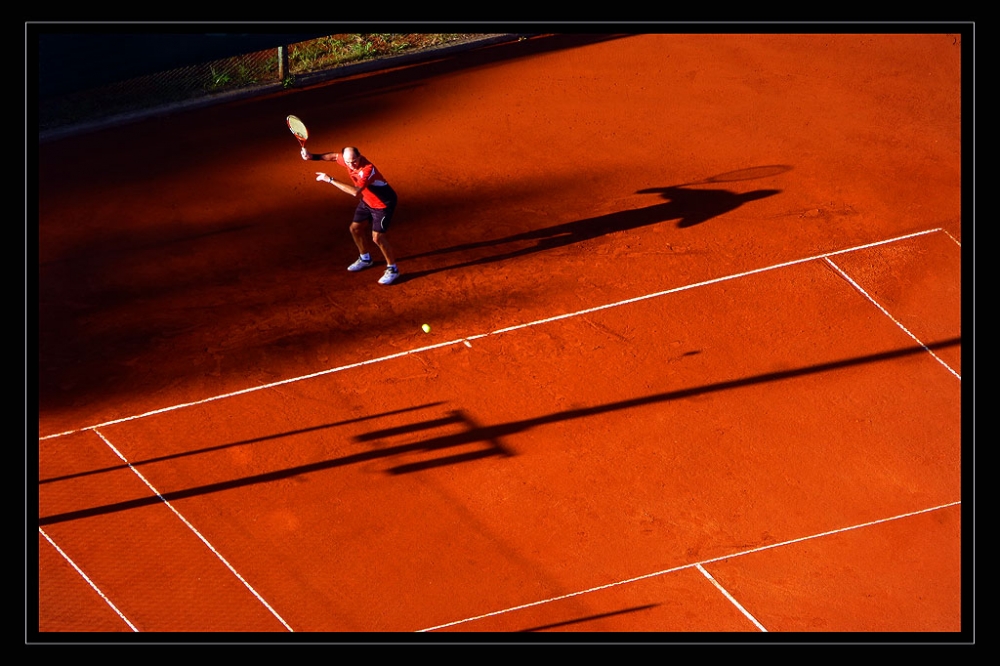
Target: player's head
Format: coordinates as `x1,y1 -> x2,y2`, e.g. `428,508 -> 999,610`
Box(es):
343,147 -> 362,167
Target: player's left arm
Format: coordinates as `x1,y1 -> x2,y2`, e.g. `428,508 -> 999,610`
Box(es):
315,172 -> 362,197
318,162 -> 376,195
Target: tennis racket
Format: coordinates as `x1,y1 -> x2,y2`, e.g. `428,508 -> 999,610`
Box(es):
286,114 -> 309,147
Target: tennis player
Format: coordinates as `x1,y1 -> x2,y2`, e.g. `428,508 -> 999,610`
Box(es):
302,145 -> 400,285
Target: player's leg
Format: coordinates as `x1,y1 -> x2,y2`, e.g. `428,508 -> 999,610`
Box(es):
372,231 -> 395,266
347,205 -> 375,271
372,205 -> 399,284
350,221 -> 374,255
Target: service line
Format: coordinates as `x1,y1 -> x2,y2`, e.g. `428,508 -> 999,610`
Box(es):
39,227 -> 950,441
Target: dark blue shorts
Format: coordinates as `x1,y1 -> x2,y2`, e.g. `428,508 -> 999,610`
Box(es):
353,189 -> 397,233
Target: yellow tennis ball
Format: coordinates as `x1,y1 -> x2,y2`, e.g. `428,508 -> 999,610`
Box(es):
421,324 -> 431,333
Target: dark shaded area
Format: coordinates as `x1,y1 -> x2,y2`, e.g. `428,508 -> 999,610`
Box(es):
38,337 -> 959,526
34,31 -> 621,100
35,31 -> 331,97
34,34 -> 630,420
33,31 -> 624,138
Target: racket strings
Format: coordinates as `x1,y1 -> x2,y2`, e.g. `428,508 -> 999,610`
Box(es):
287,115 -> 308,140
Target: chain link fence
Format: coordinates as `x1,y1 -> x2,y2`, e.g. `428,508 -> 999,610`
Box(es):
39,49 -> 280,135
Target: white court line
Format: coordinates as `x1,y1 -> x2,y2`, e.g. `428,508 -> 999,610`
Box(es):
88,427 -> 295,632
38,227 -> 950,441
940,229 -> 961,247
696,563 -> 767,632
417,500 -> 960,632
824,257 -> 961,380
38,527 -> 139,632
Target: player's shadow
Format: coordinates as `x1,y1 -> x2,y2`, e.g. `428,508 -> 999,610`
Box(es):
634,186 -> 780,228
398,184 -> 781,282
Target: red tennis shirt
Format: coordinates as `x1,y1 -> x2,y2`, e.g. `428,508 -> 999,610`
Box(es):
335,153 -> 394,209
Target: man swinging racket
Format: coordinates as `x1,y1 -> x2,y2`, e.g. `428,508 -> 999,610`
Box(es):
302,145 -> 401,285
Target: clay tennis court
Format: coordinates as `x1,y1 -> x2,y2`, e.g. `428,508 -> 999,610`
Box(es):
35,33 -> 966,637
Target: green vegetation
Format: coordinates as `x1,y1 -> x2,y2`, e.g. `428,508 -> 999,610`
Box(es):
202,34 -> 480,93
289,33 -> 476,73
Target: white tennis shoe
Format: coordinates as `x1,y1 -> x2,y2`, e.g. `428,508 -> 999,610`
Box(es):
347,257 -> 374,272
378,267 -> 400,285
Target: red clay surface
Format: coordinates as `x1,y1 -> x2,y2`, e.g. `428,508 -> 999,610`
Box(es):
35,34 -> 965,638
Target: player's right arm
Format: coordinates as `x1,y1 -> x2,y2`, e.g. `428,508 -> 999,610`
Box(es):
301,147 -> 339,162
